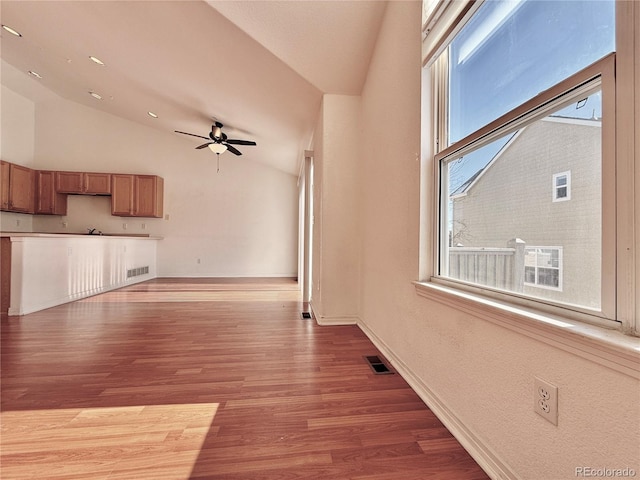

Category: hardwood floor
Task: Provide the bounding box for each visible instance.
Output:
[1,278,489,479]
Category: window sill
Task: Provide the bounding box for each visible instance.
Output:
[414,281,640,379]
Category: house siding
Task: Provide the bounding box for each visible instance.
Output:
[452,118,602,308]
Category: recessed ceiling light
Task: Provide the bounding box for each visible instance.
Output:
[2,24,22,37]
[89,56,105,66]
[147,111,158,118]
[89,91,103,100]
[28,70,43,79]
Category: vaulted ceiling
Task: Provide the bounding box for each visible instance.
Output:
[0,1,388,175]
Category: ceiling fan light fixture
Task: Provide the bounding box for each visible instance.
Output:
[208,143,227,154]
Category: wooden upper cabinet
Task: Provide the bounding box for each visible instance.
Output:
[0,161,35,214]
[0,161,9,210]
[35,171,67,215]
[2,162,163,219]
[55,171,83,193]
[111,174,163,218]
[111,174,135,216]
[56,172,111,194]
[85,173,111,194]
[135,175,164,218]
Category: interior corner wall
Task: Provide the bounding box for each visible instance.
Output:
[311,103,324,316]
[1,72,299,278]
[358,1,639,480]
[311,94,361,325]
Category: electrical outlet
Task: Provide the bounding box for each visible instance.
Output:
[197,258,201,264]
[141,223,146,230]
[122,223,127,230]
[534,377,558,425]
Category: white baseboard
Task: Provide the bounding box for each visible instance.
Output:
[357,319,519,480]
[315,315,359,325]
[307,302,358,326]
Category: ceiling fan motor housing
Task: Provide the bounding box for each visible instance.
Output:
[210,125,223,142]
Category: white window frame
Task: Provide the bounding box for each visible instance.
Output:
[524,247,563,291]
[552,171,571,202]
[418,0,638,337]
[435,55,614,325]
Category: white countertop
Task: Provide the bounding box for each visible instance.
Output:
[0,232,163,239]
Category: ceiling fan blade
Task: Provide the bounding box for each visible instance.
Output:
[225,139,256,146]
[196,143,212,149]
[224,144,242,156]
[175,130,209,140]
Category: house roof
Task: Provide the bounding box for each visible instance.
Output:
[450,116,602,198]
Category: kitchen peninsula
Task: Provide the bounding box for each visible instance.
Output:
[1,232,161,316]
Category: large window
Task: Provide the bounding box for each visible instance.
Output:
[428,0,620,323]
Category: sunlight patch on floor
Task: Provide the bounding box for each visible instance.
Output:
[79,290,301,303]
[1,403,219,480]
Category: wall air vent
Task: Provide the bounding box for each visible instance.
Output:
[127,266,149,278]
[364,355,393,375]
[301,312,312,319]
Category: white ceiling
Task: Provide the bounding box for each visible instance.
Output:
[0,0,388,175]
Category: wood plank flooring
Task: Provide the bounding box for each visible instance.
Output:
[1,278,489,479]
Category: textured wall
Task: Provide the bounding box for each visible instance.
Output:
[312,94,361,323]
[357,1,639,478]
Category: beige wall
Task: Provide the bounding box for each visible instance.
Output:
[311,94,361,324]
[1,69,299,278]
[355,1,639,479]
[0,85,35,232]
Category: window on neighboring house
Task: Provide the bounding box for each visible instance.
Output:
[424,0,624,324]
[553,172,571,202]
[524,247,563,290]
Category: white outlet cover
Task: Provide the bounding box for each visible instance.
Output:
[534,377,558,425]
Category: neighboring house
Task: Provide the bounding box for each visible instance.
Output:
[450,116,602,309]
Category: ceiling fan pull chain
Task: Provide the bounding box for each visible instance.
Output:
[217,154,220,173]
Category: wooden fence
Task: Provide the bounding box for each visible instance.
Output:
[448,238,525,291]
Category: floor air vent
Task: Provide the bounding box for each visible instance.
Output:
[127,266,149,278]
[301,312,312,319]
[365,355,393,375]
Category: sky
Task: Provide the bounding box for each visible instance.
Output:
[445,0,615,191]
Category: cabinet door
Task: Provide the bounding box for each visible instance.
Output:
[135,175,163,218]
[111,174,135,216]
[0,161,9,210]
[35,171,67,215]
[8,164,35,213]
[56,171,84,193]
[85,173,111,194]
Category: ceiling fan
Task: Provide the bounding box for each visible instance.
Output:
[174,121,256,156]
